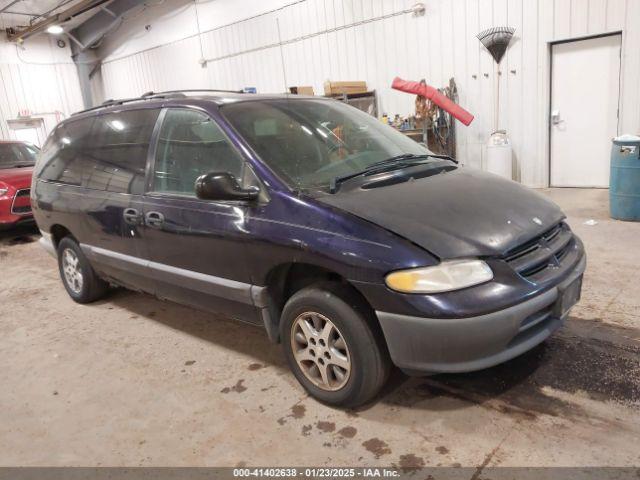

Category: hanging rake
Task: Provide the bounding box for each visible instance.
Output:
[477,27,516,64]
[477,27,516,132]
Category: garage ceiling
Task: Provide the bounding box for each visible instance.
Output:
[0,0,107,36]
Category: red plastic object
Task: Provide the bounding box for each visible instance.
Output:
[391,77,474,126]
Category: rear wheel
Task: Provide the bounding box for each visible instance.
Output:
[281,282,389,408]
[57,237,109,303]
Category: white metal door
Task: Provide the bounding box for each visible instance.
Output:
[550,34,621,187]
[13,127,41,147]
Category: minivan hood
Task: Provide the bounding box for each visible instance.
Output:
[318,168,565,259]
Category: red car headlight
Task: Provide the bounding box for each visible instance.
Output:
[0,180,9,197]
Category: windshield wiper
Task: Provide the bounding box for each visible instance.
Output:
[424,153,457,164]
[329,154,432,193]
[365,153,427,169]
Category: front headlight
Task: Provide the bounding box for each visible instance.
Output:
[385,259,493,294]
[0,181,9,196]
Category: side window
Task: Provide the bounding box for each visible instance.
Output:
[84,109,160,193]
[38,118,93,186]
[152,109,244,196]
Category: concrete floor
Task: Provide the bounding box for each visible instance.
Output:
[0,188,639,468]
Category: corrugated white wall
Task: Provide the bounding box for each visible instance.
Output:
[99,0,640,187]
[0,36,84,141]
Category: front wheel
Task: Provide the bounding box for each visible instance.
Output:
[281,282,390,408]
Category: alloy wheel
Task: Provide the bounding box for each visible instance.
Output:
[290,311,351,391]
[62,248,83,294]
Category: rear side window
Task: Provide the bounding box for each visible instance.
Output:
[152,109,244,196]
[37,118,93,186]
[84,109,159,193]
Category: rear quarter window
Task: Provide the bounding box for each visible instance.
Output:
[37,118,94,186]
[37,109,159,194]
[84,109,159,193]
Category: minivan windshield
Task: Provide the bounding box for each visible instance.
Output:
[222,99,438,191]
[0,143,38,169]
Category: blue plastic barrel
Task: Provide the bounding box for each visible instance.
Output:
[610,136,640,221]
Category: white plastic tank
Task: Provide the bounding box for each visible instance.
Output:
[486,130,513,180]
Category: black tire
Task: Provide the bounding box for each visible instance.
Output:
[280,281,390,408]
[57,237,109,303]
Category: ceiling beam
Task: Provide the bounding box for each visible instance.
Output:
[5,0,111,42]
[0,0,22,13]
[69,0,145,51]
[0,10,33,16]
[0,0,23,15]
[68,0,147,109]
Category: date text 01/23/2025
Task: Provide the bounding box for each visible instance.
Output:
[232,468,400,478]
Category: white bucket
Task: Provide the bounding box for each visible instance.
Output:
[486,130,513,180]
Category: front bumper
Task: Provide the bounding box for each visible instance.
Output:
[0,215,35,230]
[376,253,586,374]
[0,196,33,230]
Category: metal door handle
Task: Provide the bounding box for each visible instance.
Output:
[123,208,142,225]
[145,211,165,229]
[551,109,564,125]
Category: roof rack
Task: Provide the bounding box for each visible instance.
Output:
[72,92,185,116]
[71,89,244,116]
[148,89,245,95]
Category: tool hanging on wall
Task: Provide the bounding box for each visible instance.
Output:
[432,78,459,154]
[392,76,473,158]
[477,27,515,131]
[392,77,474,126]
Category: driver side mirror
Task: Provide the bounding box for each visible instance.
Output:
[195,171,259,202]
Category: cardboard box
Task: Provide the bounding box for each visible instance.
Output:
[323,81,367,95]
[289,86,314,95]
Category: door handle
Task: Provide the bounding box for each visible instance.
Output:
[145,211,165,229]
[123,208,142,225]
[551,109,564,125]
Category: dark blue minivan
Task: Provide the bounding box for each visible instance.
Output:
[32,91,585,407]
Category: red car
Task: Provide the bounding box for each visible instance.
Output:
[0,141,39,230]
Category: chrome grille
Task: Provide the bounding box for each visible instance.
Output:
[504,222,575,280]
[10,188,32,215]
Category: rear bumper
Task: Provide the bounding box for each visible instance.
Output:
[38,230,57,258]
[377,253,586,374]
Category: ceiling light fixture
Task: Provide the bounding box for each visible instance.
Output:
[47,25,64,35]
